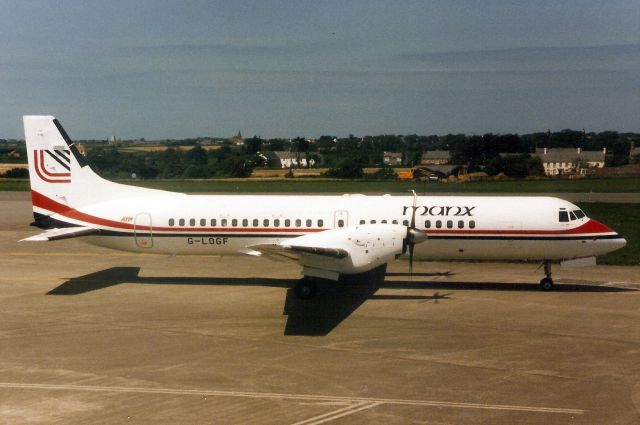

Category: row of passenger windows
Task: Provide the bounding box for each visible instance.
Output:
[168,218,324,228]
[357,218,476,229]
[168,217,477,229]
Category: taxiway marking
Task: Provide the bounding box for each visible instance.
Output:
[0,382,584,415]
[292,401,381,425]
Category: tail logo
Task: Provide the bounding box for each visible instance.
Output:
[33,149,71,183]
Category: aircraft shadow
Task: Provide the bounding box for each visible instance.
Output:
[47,267,635,336]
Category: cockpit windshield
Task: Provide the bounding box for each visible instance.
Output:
[559,208,586,222]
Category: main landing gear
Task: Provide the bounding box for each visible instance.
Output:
[294,277,317,300]
[539,260,554,291]
[294,264,388,300]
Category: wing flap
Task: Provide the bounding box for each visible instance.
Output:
[288,245,349,258]
[20,226,99,242]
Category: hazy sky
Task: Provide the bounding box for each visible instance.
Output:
[1,0,638,139]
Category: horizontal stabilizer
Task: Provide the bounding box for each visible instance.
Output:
[20,226,99,242]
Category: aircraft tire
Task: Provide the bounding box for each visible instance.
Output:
[294,278,317,300]
[539,277,554,291]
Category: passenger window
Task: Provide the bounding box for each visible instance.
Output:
[200,218,206,226]
[469,220,476,229]
[402,220,409,226]
[179,218,185,226]
[425,220,431,229]
[285,219,291,227]
[338,219,344,227]
[318,219,323,227]
[242,219,248,227]
[381,220,387,224]
[447,220,453,229]
[436,220,442,229]
[232,219,238,227]
[295,219,301,227]
[253,219,259,227]
[306,219,312,227]
[274,219,280,227]
[221,219,227,227]
[371,220,376,224]
[169,218,175,226]
[359,219,365,225]
[263,219,269,227]
[458,220,464,229]
[211,218,216,226]
[559,211,569,222]
[189,218,196,226]
[392,220,398,224]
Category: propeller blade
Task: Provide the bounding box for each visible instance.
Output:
[408,239,414,278]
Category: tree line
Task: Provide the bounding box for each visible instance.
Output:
[1,129,637,179]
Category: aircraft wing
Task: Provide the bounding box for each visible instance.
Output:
[20,226,99,242]
[248,224,407,280]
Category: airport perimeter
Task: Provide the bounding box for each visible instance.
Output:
[1,192,639,424]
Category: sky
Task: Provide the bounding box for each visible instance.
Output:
[1,0,639,139]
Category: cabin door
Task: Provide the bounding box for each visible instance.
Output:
[134,213,154,248]
[333,210,349,228]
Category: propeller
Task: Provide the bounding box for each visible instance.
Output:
[403,190,428,277]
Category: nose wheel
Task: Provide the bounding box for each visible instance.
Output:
[539,261,554,291]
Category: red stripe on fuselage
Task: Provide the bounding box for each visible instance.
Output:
[33,151,70,183]
[31,190,616,237]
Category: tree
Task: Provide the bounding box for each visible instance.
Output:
[369,164,397,180]
[325,157,364,179]
[244,136,263,154]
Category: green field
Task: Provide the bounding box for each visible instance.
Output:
[2,176,639,193]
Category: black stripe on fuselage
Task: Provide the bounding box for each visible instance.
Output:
[31,212,78,229]
[52,118,88,167]
[45,150,71,171]
[54,149,71,163]
[94,229,623,241]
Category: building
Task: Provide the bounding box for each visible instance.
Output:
[413,165,458,180]
[630,141,640,163]
[382,151,403,166]
[230,131,244,146]
[533,147,606,176]
[263,151,315,168]
[421,150,451,165]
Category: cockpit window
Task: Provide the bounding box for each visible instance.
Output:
[574,210,586,219]
[569,211,577,221]
[559,210,569,222]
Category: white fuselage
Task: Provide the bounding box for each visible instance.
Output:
[58,193,624,262]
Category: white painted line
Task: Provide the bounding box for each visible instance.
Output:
[0,382,584,415]
[291,402,369,425]
[300,402,382,425]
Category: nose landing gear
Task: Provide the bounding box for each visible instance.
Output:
[539,260,554,291]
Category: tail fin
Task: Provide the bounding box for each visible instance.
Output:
[23,115,156,228]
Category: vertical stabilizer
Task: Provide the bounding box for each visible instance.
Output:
[23,115,158,227]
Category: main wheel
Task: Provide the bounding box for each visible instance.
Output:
[294,278,317,299]
[539,277,554,291]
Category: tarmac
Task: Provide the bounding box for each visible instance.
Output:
[1,191,639,424]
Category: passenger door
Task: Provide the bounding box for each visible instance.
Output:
[134,213,153,248]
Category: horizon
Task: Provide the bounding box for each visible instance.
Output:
[1,1,639,139]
